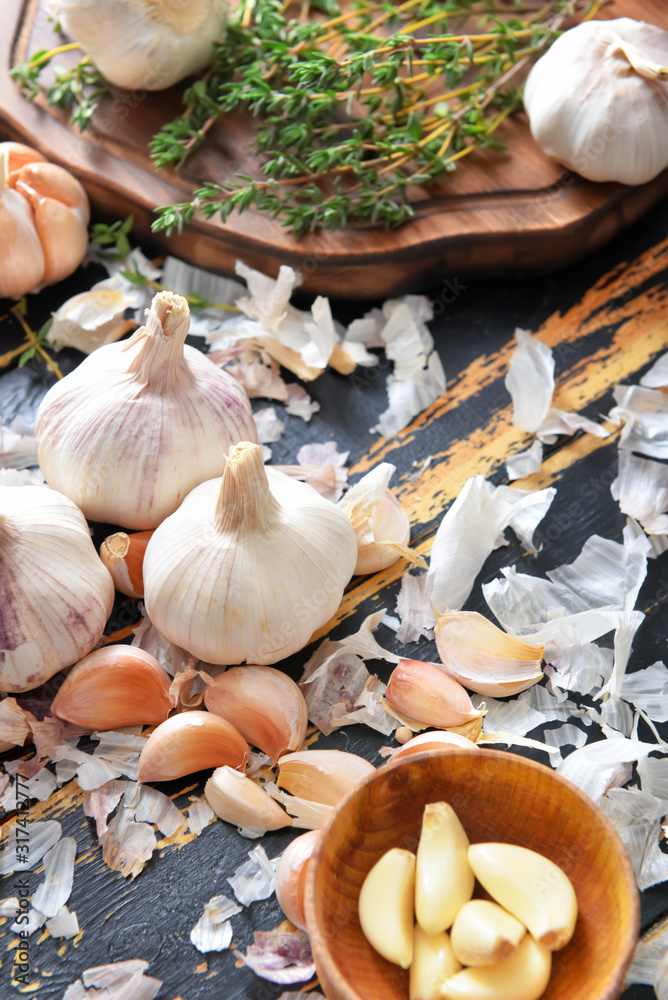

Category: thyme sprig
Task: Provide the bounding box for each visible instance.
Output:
[11,44,109,131]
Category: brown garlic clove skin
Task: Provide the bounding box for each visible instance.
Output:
[275,829,320,931]
[100,530,153,599]
[51,645,172,730]
[137,711,249,783]
[276,749,375,807]
[384,659,484,732]
[203,665,307,764]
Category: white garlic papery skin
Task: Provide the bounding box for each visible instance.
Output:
[55,0,228,91]
[524,18,668,186]
[143,441,358,664]
[35,292,257,530]
[0,486,115,693]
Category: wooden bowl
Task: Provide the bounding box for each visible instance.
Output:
[304,748,639,1000]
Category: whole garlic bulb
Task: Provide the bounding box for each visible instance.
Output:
[35,291,257,530]
[0,142,89,298]
[524,18,668,186]
[143,441,358,664]
[55,0,228,91]
[0,485,115,693]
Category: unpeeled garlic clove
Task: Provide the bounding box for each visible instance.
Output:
[204,765,291,836]
[439,934,552,1000]
[203,665,307,764]
[275,829,320,931]
[450,900,526,967]
[384,659,484,732]
[358,847,415,969]
[415,801,474,935]
[276,749,375,807]
[100,530,153,599]
[386,730,480,763]
[434,610,543,697]
[51,645,171,729]
[137,711,249,783]
[410,925,461,1000]
[467,843,578,951]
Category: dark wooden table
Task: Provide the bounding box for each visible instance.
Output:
[1,195,667,999]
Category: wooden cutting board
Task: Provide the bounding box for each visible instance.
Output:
[3,0,668,298]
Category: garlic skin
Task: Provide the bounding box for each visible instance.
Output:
[55,0,228,91]
[143,442,358,664]
[275,830,320,931]
[385,730,480,762]
[0,142,89,298]
[384,659,484,733]
[524,18,668,186]
[35,292,256,530]
[203,666,307,764]
[276,750,375,807]
[51,646,171,729]
[338,463,420,575]
[0,485,114,693]
[100,530,153,598]
[204,765,291,836]
[137,711,249,782]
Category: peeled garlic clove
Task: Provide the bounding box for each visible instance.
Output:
[468,843,578,950]
[143,441,358,664]
[358,847,415,969]
[450,900,526,967]
[35,292,257,530]
[57,0,229,91]
[410,925,461,1000]
[276,750,375,807]
[384,659,484,732]
[275,829,320,931]
[387,730,480,763]
[0,484,115,693]
[204,765,291,836]
[137,711,249,783]
[434,610,543,697]
[338,463,423,574]
[524,18,668,186]
[203,665,307,764]
[51,646,171,729]
[439,934,552,1000]
[100,530,153,599]
[415,801,474,935]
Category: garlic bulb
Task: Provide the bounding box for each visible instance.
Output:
[275,830,320,931]
[0,485,114,693]
[35,292,256,530]
[524,18,668,185]
[0,142,89,298]
[143,442,358,664]
[203,666,307,764]
[55,0,228,91]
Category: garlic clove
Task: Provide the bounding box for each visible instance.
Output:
[204,765,291,836]
[384,659,485,732]
[439,934,552,1000]
[434,610,543,697]
[386,730,481,763]
[410,925,461,1000]
[51,646,172,729]
[450,900,526,967]
[264,784,332,831]
[137,711,249,783]
[358,847,416,969]
[415,801,474,935]
[467,843,578,951]
[203,665,307,764]
[99,530,153,599]
[276,749,375,807]
[47,287,137,354]
[275,829,320,931]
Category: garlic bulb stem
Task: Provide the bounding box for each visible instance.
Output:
[214,443,281,537]
[614,37,668,80]
[125,292,191,385]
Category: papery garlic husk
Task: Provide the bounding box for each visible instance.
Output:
[338,463,424,575]
[100,530,153,599]
[143,441,358,664]
[524,18,668,186]
[137,710,249,782]
[275,829,320,931]
[51,645,171,728]
[55,0,228,91]
[0,142,89,298]
[46,287,136,354]
[434,610,543,697]
[385,730,480,763]
[204,765,291,836]
[203,666,307,764]
[276,750,375,807]
[0,485,114,692]
[35,292,256,529]
[383,659,485,733]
